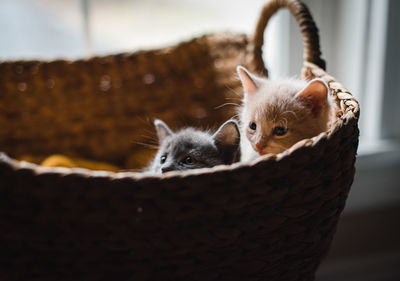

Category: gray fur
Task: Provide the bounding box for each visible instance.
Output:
[148,119,240,173]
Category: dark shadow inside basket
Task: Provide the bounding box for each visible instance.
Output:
[0,34,254,170]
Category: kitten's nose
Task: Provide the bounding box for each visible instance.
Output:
[161,166,175,173]
[255,141,265,153]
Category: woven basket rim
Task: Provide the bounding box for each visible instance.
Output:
[1,133,327,180]
[0,109,354,183]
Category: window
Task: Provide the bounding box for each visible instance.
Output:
[0,0,86,59]
[0,0,269,59]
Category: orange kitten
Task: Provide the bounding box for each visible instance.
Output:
[237,66,333,161]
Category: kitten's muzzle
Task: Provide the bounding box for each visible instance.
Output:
[161,166,175,173]
[255,140,267,154]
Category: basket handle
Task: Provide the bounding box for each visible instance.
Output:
[253,0,326,77]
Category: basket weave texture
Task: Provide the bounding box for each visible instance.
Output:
[0,0,359,280]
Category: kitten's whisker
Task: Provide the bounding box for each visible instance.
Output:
[139,132,155,138]
[282,110,297,119]
[214,103,240,110]
[225,97,242,102]
[224,84,243,98]
[281,118,288,127]
[130,141,159,150]
[273,112,278,123]
[137,135,157,145]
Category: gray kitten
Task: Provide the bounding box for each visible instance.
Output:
[148,119,241,173]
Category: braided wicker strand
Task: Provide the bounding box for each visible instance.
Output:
[253,0,326,76]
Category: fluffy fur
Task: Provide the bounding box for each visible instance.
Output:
[237,66,333,161]
[148,119,241,173]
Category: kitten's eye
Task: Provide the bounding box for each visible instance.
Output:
[273,126,288,136]
[249,122,257,131]
[183,156,193,164]
[160,155,167,164]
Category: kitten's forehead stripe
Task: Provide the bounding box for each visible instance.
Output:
[251,88,307,124]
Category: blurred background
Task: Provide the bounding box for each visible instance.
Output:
[1,0,399,280]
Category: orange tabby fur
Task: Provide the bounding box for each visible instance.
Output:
[237,66,333,161]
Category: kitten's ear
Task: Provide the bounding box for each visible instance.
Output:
[237,66,262,96]
[296,78,330,116]
[154,119,173,142]
[213,120,241,164]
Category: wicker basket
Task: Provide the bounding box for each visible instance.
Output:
[0,0,359,280]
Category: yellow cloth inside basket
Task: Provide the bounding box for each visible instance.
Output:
[40,155,119,171]
[18,149,154,171]
[19,154,119,172]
